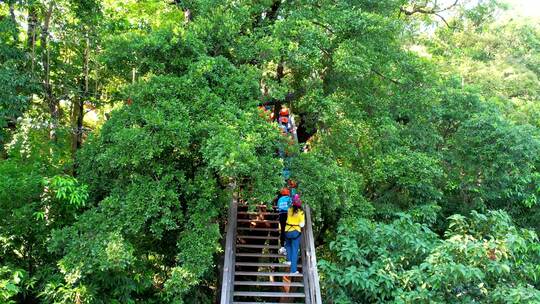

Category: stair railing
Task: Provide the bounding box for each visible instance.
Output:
[220,190,238,304]
[301,204,322,304]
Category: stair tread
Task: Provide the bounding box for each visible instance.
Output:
[237,244,280,249]
[237,235,279,240]
[237,212,278,216]
[236,253,285,258]
[236,262,301,268]
[237,227,279,232]
[233,301,303,304]
[233,302,302,304]
[234,291,305,297]
[237,219,279,223]
[234,281,304,287]
[235,271,303,277]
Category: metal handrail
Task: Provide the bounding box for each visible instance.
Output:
[301,220,312,303]
[219,190,238,304]
[302,204,322,304]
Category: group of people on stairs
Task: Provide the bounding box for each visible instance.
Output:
[259,105,305,274]
[276,185,304,274]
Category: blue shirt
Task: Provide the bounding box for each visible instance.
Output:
[277,196,292,213]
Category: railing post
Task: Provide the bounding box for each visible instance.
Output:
[301,226,312,304]
[304,205,322,304]
[220,187,238,304]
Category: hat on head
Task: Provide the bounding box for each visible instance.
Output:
[293,199,302,207]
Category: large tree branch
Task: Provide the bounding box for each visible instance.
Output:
[400,0,459,16]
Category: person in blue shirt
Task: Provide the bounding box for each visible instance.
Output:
[276,187,292,255]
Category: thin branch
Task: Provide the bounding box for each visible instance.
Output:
[371,69,403,85]
[435,13,452,27]
[311,20,334,34]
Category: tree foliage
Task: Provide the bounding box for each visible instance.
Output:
[321,210,540,303]
[1,0,539,303]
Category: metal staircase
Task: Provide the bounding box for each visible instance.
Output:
[220,199,321,304]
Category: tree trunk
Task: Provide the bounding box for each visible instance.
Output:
[8,3,18,41]
[267,0,281,21]
[41,2,57,141]
[71,34,90,157]
[27,5,38,73]
[184,8,192,23]
[273,60,284,118]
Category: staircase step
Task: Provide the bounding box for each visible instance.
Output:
[233,301,304,304]
[234,281,304,287]
[236,253,285,258]
[235,271,303,277]
[237,219,279,224]
[237,235,279,240]
[237,212,278,216]
[237,244,280,249]
[236,262,301,268]
[237,227,278,232]
[238,206,277,212]
[234,291,305,298]
[233,302,302,304]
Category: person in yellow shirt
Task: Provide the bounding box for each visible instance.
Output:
[284,197,305,274]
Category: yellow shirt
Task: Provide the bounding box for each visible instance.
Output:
[285,208,305,232]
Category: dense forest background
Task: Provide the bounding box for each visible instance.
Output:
[1,0,539,303]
